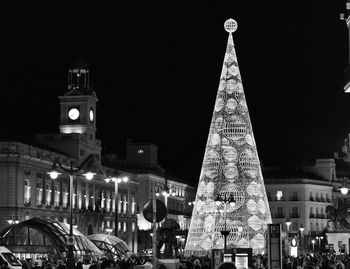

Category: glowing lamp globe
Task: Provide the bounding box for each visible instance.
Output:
[48,170,61,180]
[122,176,129,183]
[341,187,349,195]
[83,172,95,180]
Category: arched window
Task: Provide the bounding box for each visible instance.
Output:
[54,185,60,207]
[36,181,43,206]
[24,178,31,205]
[45,182,52,206]
[62,185,68,208]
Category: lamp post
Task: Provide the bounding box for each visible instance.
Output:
[48,154,97,269]
[155,173,176,211]
[215,193,236,253]
[286,217,292,232]
[311,239,315,251]
[316,236,323,251]
[104,175,129,237]
[299,224,304,255]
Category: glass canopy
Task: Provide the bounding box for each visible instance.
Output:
[0,218,103,260]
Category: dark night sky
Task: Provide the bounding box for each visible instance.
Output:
[1,2,349,185]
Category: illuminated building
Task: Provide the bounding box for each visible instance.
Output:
[0,60,138,253]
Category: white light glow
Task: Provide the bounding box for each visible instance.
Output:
[83,172,95,180]
[341,187,349,195]
[122,176,129,183]
[48,171,61,180]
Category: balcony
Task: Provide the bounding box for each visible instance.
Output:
[316,214,326,219]
[309,197,314,201]
[274,214,285,218]
[289,214,300,218]
[289,197,299,201]
[309,213,315,218]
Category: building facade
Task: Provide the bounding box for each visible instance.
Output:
[0,60,138,253]
[122,140,196,254]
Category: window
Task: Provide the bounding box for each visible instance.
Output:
[291,191,298,200]
[24,178,31,205]
[106,192,111,212]
[137,149,144,154]
[54,185,60,207]
[62,185,68,208]
[45,182,52,206]
[277,207,283,216]
[291,207,298,217]
[276,190,283,201]
[36,182,43,206]
[132,222,135,232]
[123,222,127,232]
[118,197,122,214]
[112,194,116,213]
[118,222,121,231]
[101,191,105,209]
[72,187,76,209]
[80,149,85,156]
[123,195,127,214]
[131,196,135,215]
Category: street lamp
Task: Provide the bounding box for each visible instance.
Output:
[299,224,304,255]
[311,239,315,251]
[155,173,176,209]
[215,193,236,253]
[104,175,129,237]
[48,154,97,269]
[286,218,292,232]
[7,216,19,225]
[316,236,324,251]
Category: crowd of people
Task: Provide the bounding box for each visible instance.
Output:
[14,252,350,269]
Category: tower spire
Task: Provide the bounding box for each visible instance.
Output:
[184,19,271,256]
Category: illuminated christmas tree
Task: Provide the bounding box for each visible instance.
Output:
[184,19,272,256]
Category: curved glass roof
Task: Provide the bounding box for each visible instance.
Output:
[0,218,103,259]
[86,234,130,258]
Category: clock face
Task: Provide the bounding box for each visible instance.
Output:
[89,109,94,122]
[68,108,80,120]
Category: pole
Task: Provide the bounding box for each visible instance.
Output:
[224,203,227,252]
[67,172,75,269]
[115,180,119,237]
[152,197,157,269]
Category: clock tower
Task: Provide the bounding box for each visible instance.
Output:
[59,59,97,137]
[36,59,102,163]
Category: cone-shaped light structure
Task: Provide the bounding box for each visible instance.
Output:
[184,19,272,256]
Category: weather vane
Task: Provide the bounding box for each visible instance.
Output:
[224,18,238,33]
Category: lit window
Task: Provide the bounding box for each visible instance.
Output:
[106,192,111,212]
[101,192,105,209]
[137,149,144,154]
[131,196,136,215]
[118,221,121,231]
[54,185,60,207]
[36,182,43,206]
[132,222,135,232]
[24,178,31,205]
[45,183,52,206]
[118,197,122,214]
[276,191,283,201]
[123,195,127,214]
[62,185,68,208]
[123,222,127,232]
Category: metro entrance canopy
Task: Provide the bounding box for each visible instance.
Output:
[0,218,102,260]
